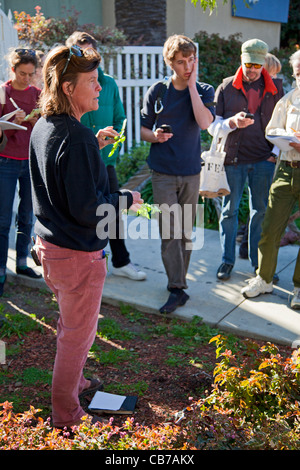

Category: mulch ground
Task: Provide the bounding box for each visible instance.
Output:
[0,282,292,428]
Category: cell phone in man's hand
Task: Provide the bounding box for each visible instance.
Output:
[160,124,173,133]
[245,113,254,119]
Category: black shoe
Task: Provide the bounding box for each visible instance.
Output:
[16,266,42,279]
[159,289,189,314]
[0,276,6,297]
[217,263,233,281]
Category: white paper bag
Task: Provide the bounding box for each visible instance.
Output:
[199,127,230,199]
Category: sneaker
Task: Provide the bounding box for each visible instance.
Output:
[241,275,273,298]
[217,263,233,281]
[16,266,42,279]
[254,267,279,285]
[112,263,146,281]
[159,289,189,314]
[290,287,300,310]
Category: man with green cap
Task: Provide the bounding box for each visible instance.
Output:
[208,38,283,282]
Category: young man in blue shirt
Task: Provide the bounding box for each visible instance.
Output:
[141,34,215,313]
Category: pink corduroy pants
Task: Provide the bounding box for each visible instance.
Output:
[35,236,107,428]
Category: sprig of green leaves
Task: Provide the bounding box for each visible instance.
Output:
[136,203,161,219]
[108,118,127,158]
[124,203,161,220]
[24,108,41,121]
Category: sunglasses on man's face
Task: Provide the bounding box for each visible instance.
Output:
[15,48,36,57]
[244,63,262,69]
[61,45,83,76]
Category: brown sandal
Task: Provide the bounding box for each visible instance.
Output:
[79,378,104,399]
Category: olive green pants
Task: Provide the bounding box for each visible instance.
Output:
[258,162,300,286]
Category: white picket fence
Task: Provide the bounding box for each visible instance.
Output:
[0,9,18,83]
[103,46,172,153]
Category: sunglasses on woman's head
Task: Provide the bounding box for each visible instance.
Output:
[61,45,83,76]
[15,48,36,57]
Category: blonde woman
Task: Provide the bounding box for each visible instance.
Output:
[30,45,142,428]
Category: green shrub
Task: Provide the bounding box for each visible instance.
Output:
[181,335,300,450]
[0,401,181,450]
[1,336,299,450]
[13,6,127,53]
[116,142,150,186]
[194,31,242,89]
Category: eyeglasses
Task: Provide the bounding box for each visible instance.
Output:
[292,73,300,80]
[244,63,262,69]
[15,48,36,57]
[61,45,83,76]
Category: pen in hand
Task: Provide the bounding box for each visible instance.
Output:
[10,97,20,110]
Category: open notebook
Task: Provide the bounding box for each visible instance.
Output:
[88,391,138,415]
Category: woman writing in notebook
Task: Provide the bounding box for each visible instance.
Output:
[0,47,41,297]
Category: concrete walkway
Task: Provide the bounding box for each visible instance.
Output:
[6,214,300,348]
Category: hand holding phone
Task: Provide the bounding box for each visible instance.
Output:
[160,124,173,133]
[245,113,254,119]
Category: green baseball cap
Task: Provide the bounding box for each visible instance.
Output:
[241,39,268,65]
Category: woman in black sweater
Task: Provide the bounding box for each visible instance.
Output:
[29,45,142,429]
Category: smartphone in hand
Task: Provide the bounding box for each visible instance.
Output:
[160,124,173,133]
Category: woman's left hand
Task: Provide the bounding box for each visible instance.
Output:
[27,116,39,127]
[96,126,119,149]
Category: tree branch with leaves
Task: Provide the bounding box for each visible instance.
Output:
[190,0,248,13]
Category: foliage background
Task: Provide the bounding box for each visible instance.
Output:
[12,5,300,231]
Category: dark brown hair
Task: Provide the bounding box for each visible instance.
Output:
[66,31,98,50]
[8,47,38,70]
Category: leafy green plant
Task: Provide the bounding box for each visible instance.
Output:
[183,335,300,449]
[20,367,52,386]
[0,401,181,450]
[170,316,218,344]
[97,317,135,341]
[130,202,161,220]
[108,119,127,158]
[89,344,136,367]
[280,0,300,49]
[116,142,150,186]
[0,310,43,339]
[13,6,127,53]
[194,31,242,90]
[119,303,146,322]
[105,380,149,397]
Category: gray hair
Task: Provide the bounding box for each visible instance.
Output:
[290,50,300,67]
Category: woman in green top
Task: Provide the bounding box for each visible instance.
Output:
[66,31,146,281]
